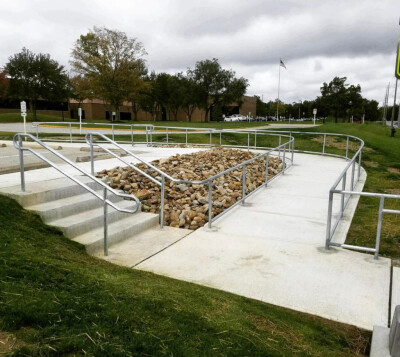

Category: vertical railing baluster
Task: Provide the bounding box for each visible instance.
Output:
[208,180,212,228]
[90,133,94,176]
[254,131,257,149]
[112,124,115,141]
[265,153,269,187]
[209,130,212,147]
[69,123,72,143]
[341,173,347,213]
[160,176,165,228]
[322,134,326,154]
[103,188,108,256]
[374,196,385,260]
[131,125,134,146]
[166,128,169,144]
[185,129,188,146]
[346,137,349,158]
[18,135,25,192]
[325,191,334,250]
[242,165,246,204]
[282,144,286,175]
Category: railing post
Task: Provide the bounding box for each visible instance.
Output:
[322,134,326,154]
[374,196,385,260]
[166,128,169,144]
[242,165,246,204]
[357,150,362,182]
[282,144,286,175]
[209,130,212,147]
[219,130,222,146]
[36,124,39,139]
[160,175,165,228]
[112,124,115,141]
[89,133,94,176]
[254,131,257,149]
[247,133,250,151]
[325,191,334,249]
[145,128,149,146]
[341,173,347,213]
[278,136,281,158]
[208,180,212,228]
[18,135,25,192]
[131,125,134,146]
[291,138,295,165]
[103,187,108,256]
[265,153,269,187]
[346,137,349,158]
[69,123,72,143]
[185,129,188,146]
[351,160,356,190]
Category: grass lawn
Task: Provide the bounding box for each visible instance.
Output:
[0,195,370,356]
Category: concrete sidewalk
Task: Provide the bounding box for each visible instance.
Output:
[135,153,391,330]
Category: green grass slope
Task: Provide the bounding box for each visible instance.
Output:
[0,195,369,356]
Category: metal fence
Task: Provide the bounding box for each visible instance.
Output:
[85,130,294,232]
[13,133,141,256]
[30,122,400,258]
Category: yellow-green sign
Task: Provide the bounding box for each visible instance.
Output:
[396,40,400,79]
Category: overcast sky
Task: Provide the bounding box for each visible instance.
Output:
[1,0,399,104]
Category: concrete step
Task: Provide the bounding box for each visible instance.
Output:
[26,190,124,222]
[1,176,102,207]
[73,212,159,254]
[48,199,139,238]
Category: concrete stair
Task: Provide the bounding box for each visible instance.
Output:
[1,176,161,253]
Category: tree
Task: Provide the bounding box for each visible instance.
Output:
[320,77,349,123]
[5,48,70,120]
[179,73,201,121]
[71,27,147,121]
[70,75,94,107]
[188,58,248,122]
[0,70,8,100]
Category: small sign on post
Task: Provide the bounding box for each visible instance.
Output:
[20,101,27,135]
[112,111,116,122]
[313,108,317,125]
[78,107,82,134]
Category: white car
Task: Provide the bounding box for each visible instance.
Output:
[224,114,247,122]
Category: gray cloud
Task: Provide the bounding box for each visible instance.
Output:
[0,0,399,104]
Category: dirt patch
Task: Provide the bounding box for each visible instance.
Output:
[386,189,400,195]
[388,167,400,174]
[311,136,373,152]
[364,161,379,168]
[96,147,282,230]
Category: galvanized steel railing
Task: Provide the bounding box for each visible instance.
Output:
[84,130,294,230]
[13,133,141,256]
[30,122,399,258]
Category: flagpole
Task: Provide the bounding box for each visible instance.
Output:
[277,61,281,120]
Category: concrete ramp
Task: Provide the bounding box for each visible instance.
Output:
[136,153,391,330]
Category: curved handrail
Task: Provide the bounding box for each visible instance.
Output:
[85,131,294,186]
[13,133,141,214]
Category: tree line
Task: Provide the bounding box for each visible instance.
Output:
[0,27,248,122]
[256,76,381,122]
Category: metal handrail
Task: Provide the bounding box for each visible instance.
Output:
[13,133,141,256]
[84,130,295,229]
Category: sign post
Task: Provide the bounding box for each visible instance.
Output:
[78,107,82,135]
[313,108,317,125]
[20,101,27,135]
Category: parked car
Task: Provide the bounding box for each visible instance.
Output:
[224,114,247,122]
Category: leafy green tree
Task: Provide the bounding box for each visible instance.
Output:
[363,99,380,121]
[0,70,8,100]
[320,77,349,123]
[71,27,147,121]
[188,58,248,122]
[5,48,70,120]
[179,74,201,122]
[255,96,268,117]
[70,75,94,107]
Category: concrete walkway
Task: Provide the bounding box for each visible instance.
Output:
[135,153,390,330]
